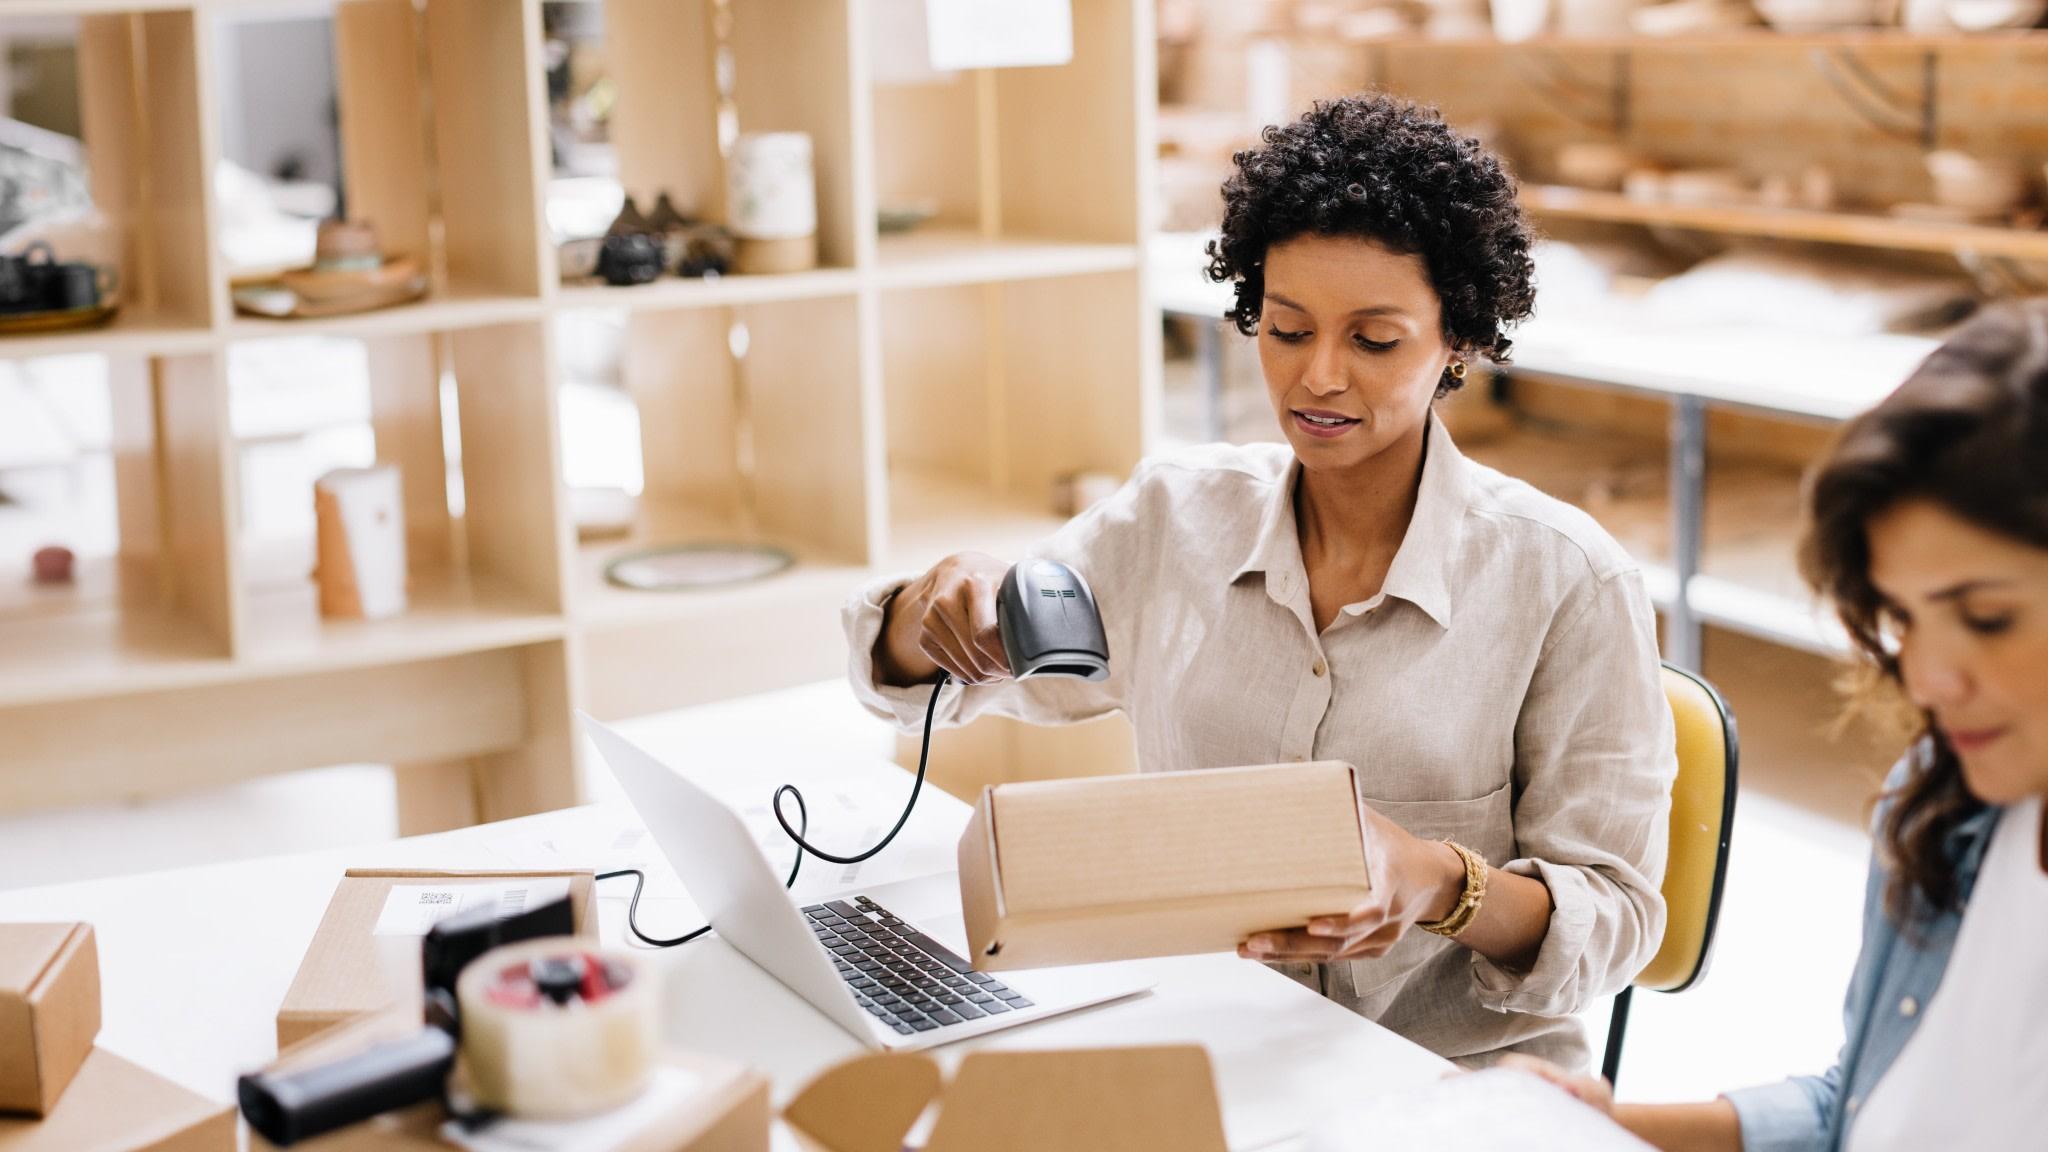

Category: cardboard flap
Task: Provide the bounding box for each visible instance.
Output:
[784,1048,1228,1152]
[0,926,77,996]
[783,1053,941,1152]
[925,1047,1228,1152]
[992,762,1366,910]
[276,869,596,1050]
[0,1048,234,1152]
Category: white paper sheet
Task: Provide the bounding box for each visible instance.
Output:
[371,878,574,937]
[1301,1069,1656,1152]
[924,0,1072,70]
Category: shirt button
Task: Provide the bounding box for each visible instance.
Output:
[1899,996,1918,1018]
[1846,1096,1860,1114]
[1311,659,1327,678]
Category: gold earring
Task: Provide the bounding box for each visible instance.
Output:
[1447,361,1467,380]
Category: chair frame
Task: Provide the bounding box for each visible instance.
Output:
[1601,662,1739,1086]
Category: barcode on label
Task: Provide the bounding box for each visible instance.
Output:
[499,888,528,914]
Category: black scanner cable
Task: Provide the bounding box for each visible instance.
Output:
[598,674,950,948]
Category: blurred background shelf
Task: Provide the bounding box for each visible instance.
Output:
[553,268,861,312]
[872,232,1143,289]
[0,314,218,363]
[1328,29,2048,49]
[223,294,551,344]
[1522,184,2048,262]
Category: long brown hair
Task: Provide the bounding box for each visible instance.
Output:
[1802,299,2048,926]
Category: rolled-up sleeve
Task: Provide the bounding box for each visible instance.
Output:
[1472,566,1675,1015]
[1724,1073,1839,1152]
[842,464,1159,733]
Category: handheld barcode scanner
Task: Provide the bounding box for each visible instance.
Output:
[773,559,1109,868]
[998,559,1111,682]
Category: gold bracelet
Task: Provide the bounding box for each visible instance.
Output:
[1418,840,1488,938]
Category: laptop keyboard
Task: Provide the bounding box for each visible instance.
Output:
[802,895,1034,1035]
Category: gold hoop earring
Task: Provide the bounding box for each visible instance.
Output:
[1447,361,1468,380]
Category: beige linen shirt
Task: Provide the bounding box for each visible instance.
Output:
[844,415,1675,1068]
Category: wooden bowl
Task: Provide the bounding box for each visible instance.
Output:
[1926,150,2030,215]
[1753,0,1880,29]
[280,256,423,304]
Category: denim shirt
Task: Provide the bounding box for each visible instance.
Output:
[1724,753,2003,1152]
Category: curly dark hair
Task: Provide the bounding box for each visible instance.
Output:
[1205,94,1537,396]
[1802,299,2048,929]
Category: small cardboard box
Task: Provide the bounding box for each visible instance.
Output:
[248,1012,768,1152]
[276,870,597,1051]
[0,923,100,1116]
[0,1047,233,1152]
[958,761,1372,969]
[784,1045,1228,1152]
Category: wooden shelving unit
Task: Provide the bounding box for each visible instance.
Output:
[1336,29,2048,51]
[0,0,1157,833]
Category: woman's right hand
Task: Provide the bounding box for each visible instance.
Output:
[876,552,1014,687]
[1496,1055,1616,1116]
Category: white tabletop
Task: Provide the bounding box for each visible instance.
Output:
[0,707,1450,1151]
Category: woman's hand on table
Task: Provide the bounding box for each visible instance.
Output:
[1237,801,1466,962]
[1496,1055,1616,1115]
[877,551,1015,687]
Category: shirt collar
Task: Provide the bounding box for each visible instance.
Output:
[1230,412,1468,629]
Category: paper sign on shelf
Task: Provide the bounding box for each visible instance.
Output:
[926,0,1072,71]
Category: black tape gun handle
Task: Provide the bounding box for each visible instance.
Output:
[997,559,1110,681]
[238,1028,457,1148]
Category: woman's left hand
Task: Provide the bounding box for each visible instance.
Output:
[1238,800,1467,962]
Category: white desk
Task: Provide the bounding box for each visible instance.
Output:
[0,725,1449,1151]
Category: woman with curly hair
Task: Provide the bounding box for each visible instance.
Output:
[1509,300,2048,1148]
[844,93,1675,1066]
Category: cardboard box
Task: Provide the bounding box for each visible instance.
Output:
[0,923,100,1116]
[0,1047,233,1152]
[784,1045,1228,1152]
[276,870,597,1051]
[247,1012,768,1152]
[958,761,1372,969]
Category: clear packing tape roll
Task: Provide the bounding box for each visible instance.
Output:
[455,937,659,1119]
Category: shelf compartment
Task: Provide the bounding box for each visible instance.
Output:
[866,0,1144,259]
[0,10,223,363]
[225,320,570,671]
[560,286,876,718]
[1523,184,2048,263]
[551,0,861,288]
[0,350,241,707]
[206,0,550,325]
[879,271,1149,527]
[0,566,229,710]
[573,498,870,720]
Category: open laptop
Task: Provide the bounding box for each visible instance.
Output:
[580,715,1151,1051]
